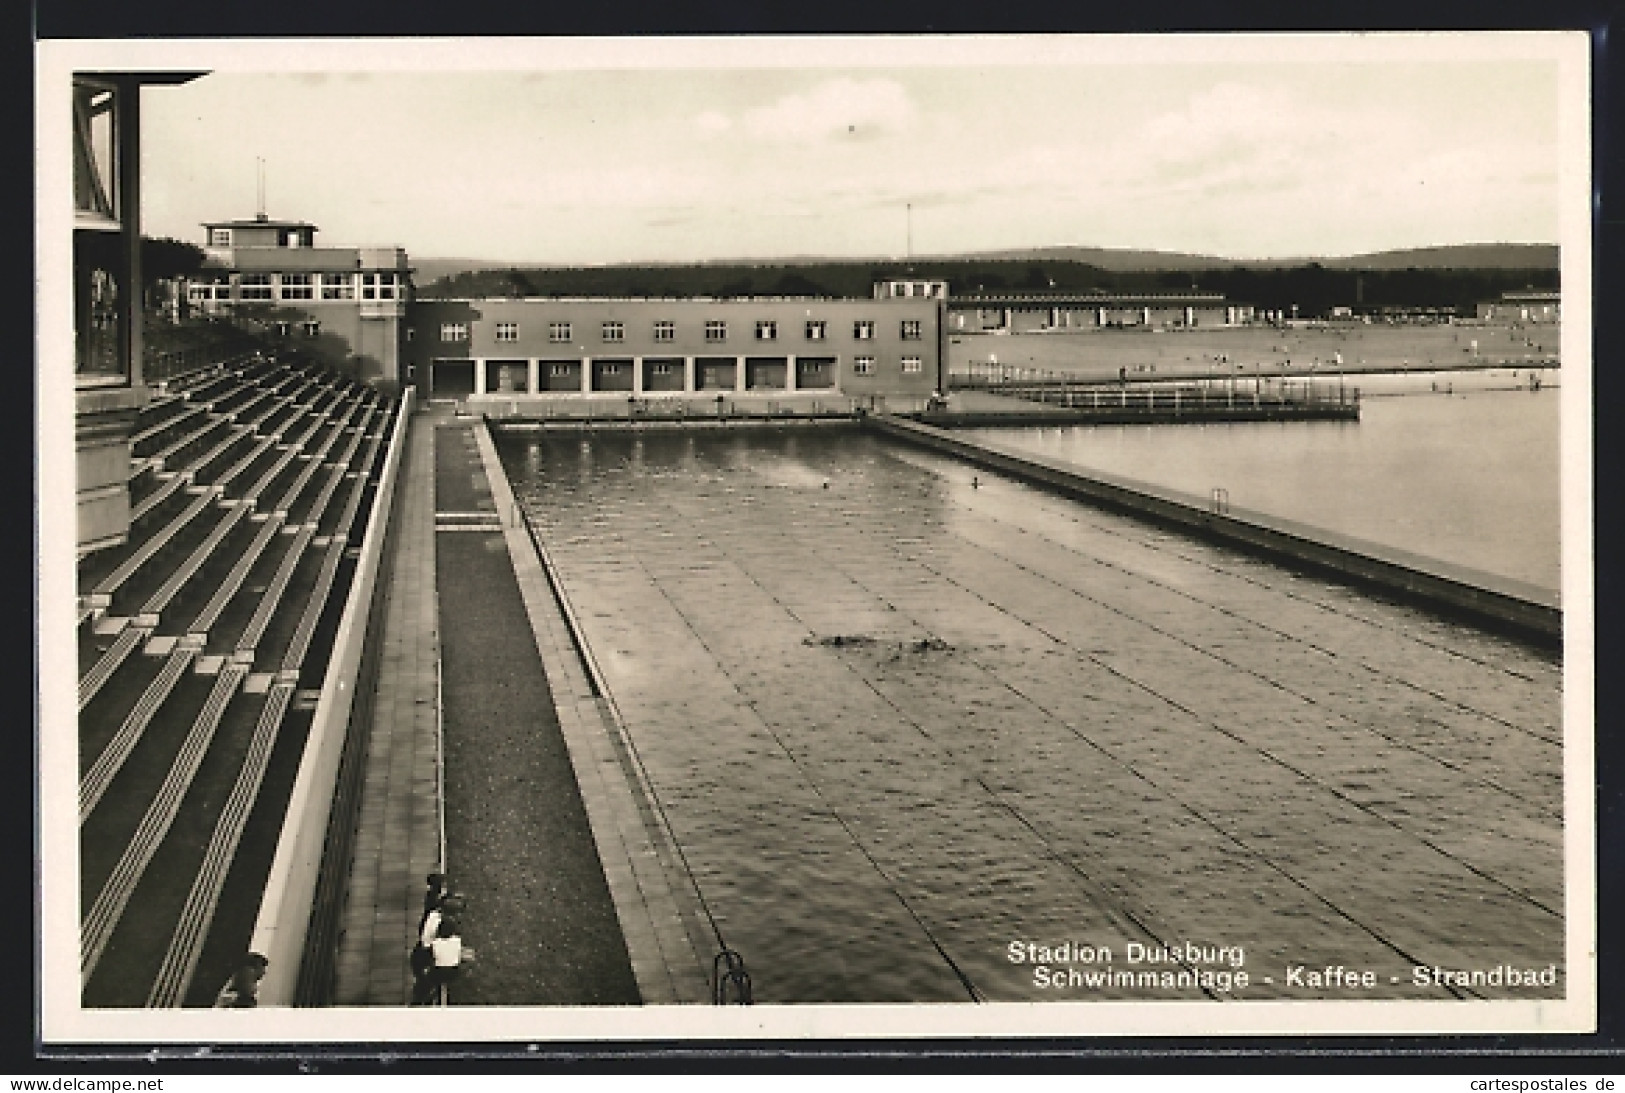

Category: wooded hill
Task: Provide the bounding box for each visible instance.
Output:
[417,259,1559,319]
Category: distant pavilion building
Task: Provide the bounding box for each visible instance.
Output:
[1477,290,1561,324]
[945,290,1249,333]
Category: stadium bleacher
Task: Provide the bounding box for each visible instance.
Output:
[76,353,401,1008]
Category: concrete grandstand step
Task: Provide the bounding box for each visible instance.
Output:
[139,502,253,617]
[129,471,194,525]
[188,512,287,634]
[131,404,208,456]
[79,624,152,714]
[145,681,296,1008]
[80,664,248,982]
[234,524,315,658]
[79,645,198,822]
[91,488,221,599]
[147,416,234,474]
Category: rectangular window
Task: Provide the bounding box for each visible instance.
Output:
[273,321,290,337]
[601,362,622,375]
[210,228,231,247]
[280,273,314,300]
[755,320,777,341]
[653,320,675,342]
[602,321,624,342]
[495,322,519,342]
[705,320,727,342]
[239,274,273,301]
[805,320,826,340]
[853,320,875,340]
[652,363,673,376]
[302,320,321,337]
[549,322,572,343]
[440,322,468,342]
[901,319,923,340]
[902,357,923,373]
[321,273,354,300]
[361,272,397,300]
[853,356,875,376]
[549,363,572,377]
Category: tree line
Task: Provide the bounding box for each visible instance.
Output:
[138,235,1559,320]
[418,259,1558,318]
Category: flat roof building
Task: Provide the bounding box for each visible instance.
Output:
[407,291,946,414]
[189,215,411,388]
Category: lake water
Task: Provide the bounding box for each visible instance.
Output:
[969,375,1561,594]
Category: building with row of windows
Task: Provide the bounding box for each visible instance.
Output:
[188,215,411,386]
[405,293,945,410]
[185,217,950,411]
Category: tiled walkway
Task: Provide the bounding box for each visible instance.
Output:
[332,406,695,1006]
[332,405,443,1006]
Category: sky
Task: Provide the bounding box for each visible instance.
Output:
[121,35,1574,265]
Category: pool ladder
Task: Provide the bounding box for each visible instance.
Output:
[712,948,753,1005]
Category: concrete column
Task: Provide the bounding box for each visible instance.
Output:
[581,356,592,394]
[786,355,797,392]
[684,355,695,393]
[632,355,644,395]
[528,358,539,394]
[735,355,747,393]
[474,357,486,396]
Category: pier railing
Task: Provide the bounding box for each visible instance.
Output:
[949,368,1360,414]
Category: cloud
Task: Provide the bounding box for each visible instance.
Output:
[739,77,918,143]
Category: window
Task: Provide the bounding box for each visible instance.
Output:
[440,322,468,342]
[302,320,321,338]
[651,363,673,376]
[210,228,231,247]
[601,363,622,375]
[901,319,922,340]
[755,320,777,341]
[705,320,727,342]
[321,273,354,300]
[805,320,826,340]
[273,321,290,337]
[239,274,273,301]
[902,357,923,373]
[549,363,573,377]
[853,357,875,376]
[853,320,875,340]
[280,273,314,300]
[361,272,397,300]
[653,321,675,342]
[407,328,415,342]
[496,322,519,342]
[549,322,572,343]
[602,321,624,342]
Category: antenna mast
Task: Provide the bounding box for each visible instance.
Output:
[256,157,266,220]
[906,202,912,262]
